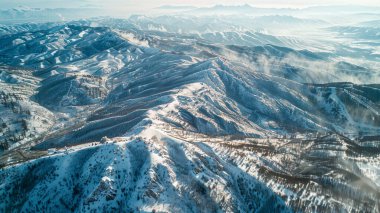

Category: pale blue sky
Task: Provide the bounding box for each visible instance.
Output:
[1,0,379,10]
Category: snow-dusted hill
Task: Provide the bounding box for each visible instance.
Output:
[0,20,379,212]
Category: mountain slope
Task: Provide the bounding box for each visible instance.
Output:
[0,23,379,212]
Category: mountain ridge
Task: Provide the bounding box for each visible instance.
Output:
[0,19,379,212]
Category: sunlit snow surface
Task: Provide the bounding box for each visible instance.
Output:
[0,8,380,212]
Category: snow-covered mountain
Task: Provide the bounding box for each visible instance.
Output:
[0,16,379,212]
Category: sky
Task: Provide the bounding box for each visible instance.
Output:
[1,0,379,10]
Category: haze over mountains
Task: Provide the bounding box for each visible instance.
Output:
[0,3,380,213]
[1,4,380,24]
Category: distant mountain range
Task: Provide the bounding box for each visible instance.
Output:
[0,7,104,24]
[2,4,380,25]
[174,4,380,15]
